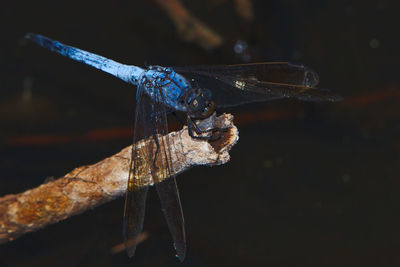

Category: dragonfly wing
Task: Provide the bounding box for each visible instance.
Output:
[124,85,155,257]
[174,62,318,85]
[174,62,342,107]
[151,86,186,261]
[172,70,280,107]
[155,178,186,261]
[124,82,186,260]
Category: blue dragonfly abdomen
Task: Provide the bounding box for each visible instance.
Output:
[25,33,144,85]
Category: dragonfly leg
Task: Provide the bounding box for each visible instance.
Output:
[187,115,224,141]
[151,132,161,168]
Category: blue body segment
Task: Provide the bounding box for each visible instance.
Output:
[25,33,144,85]
[25,33,190,111]
[140,66,191,112]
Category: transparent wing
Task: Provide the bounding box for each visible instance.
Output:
[152,87,186,262]
[123,85,152,258]
[174,62,342,107]
[123,84,186,261]
[174,62,319,86]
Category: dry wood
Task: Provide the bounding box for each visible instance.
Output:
[0,113,238,244]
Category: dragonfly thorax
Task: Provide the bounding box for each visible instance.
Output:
[140,66,191,112]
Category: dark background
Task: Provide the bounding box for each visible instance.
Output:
[1,0,399,266]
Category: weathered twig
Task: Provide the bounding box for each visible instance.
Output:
[0,113,238,244]
[156,0,223,50]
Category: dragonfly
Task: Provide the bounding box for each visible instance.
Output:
[25,33,342,261]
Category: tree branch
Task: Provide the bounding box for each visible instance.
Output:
[0,113,238,244]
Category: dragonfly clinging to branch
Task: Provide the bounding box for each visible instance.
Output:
[25,33,342,261]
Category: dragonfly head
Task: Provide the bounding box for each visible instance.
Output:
[183,88,215,119]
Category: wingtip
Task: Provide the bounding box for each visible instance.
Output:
[304,68,320,88]
[174,241,186,262]
[329,94,344,102]
[125,244,137,258]
[175,248,186,262]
